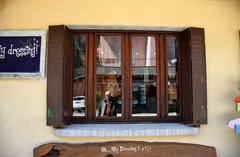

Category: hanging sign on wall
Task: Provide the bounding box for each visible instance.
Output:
[34,141,217,157]
[0,30,46,78]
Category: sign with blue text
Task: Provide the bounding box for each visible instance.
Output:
[0,30,46,78]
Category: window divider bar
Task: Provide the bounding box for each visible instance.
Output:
[87,33,94,120]
[124,33,131,119]
[156,35,161,119]
[159,34,167,119]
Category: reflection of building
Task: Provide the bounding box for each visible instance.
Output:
[96,35,158,115]
[96,36,156,67]
[96,36,157,99]
[132,36,156,67]
[97,36,121,67]
[96,36,122,98]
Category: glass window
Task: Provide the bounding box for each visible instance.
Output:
[131,36,157,117]
[96,35,122,117]
[72,35,86,117]
[166,36,179,116]
[70,32,181,122]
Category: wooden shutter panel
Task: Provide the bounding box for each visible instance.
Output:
[180,28,192,124]
[47,25,72,127]
[190,28,207,125]
[180,27,207,126]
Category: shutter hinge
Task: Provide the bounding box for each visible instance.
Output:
[186,123,200,128]
[192,111,200,128]
[196,120,201,128]
[47,109,54,119]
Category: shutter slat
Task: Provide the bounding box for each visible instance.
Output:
[180,28,193,124]
[190,27,207,124]
[180,27,207,125]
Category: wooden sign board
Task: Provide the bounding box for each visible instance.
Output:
[34,141,217,157]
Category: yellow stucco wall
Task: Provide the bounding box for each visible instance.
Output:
[0,0,240,156]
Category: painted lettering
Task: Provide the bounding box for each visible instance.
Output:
[101,147,107,153]
[100,145,151,154]
[1,39,40,59]
[120,146,137,152]
[8,44,14,55]
[0,45,6,59]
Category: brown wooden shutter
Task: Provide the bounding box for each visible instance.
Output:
[179,28,192,124]
[47,25,72,127]
[180,27,207,126]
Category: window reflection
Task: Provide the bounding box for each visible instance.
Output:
[72,35,86,117]
[167,36,179,116]
[96,35,122,117]
[131,36,157,117]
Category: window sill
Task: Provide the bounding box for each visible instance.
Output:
[55,123,199,137]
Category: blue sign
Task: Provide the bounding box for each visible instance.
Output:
[236,125,240,134]
[0,36,41,73]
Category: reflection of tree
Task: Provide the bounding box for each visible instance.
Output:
[73,35,86,80]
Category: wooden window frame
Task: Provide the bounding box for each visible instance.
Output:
[47,26,207,127]
[71,31,181,123]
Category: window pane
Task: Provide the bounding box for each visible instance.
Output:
[96,35,122,117]
[131,36,157,117]
[167,36,179,116]
[72,35,86,117]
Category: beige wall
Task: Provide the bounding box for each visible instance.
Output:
[0,0,240,156]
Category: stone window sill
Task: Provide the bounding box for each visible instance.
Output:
[55,123,199,137]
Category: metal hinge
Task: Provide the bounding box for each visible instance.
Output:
[47,109,54,119]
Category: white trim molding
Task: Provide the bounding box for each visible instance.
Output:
[68,25,187,32]
[55,123,199,137]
